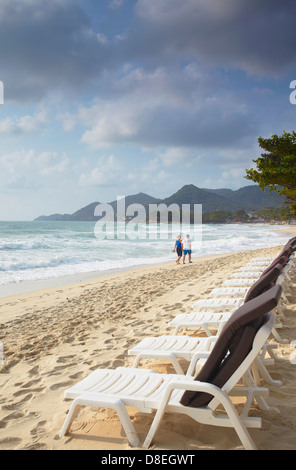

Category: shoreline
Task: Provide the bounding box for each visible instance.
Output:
[0,250,258,300]
[0,251,240,324]
[1,240,296,450]
[0,222,293,300]
[1,231,295,301]
[0,221,293,296]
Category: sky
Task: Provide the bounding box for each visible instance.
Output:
[1,0,296,220]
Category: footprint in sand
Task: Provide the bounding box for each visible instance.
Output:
[56,355,75,364]
[28,365,40,376]
[49,380,74,391]
[0,411,26,428]
[30,420,47,436]
[48,363,76,376]
[89,360,112,370]
[20,379,41,388]
[69,371,83,380]
[0,437,22,449]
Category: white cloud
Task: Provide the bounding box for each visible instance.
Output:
[158,148,193,167]
[0,110,48,135]
[37,152,69,176]
[223,168,245,178]
[0,149,69,177]
[0,118,19,134]
[79,155,122,186]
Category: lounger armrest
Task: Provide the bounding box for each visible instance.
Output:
[186,352,211,377]
[161,378,231,409]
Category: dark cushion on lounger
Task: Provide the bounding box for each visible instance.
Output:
[180,284,282,408]
[287,237,296,248]
[260,255,289,277]
[287,240,296,251]
[244,263,283,303]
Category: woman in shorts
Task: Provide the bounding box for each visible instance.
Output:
[174,235,183,264]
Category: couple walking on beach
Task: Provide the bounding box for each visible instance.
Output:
[174,234,192,265]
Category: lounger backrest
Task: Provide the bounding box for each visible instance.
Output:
[259,255,289,277]
[244,263,283,303]
[287,237,296,249]
[180,284,282,408]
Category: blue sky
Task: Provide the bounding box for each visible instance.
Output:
[1,0,296,220]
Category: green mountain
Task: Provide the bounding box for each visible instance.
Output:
[108,192,161,209]
[34,184,285,221]
[204,185,284,212]
[162,184,241,213]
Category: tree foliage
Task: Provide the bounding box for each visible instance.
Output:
[245,131,296,214]
[253,206,295,222]
[203,209,249,223]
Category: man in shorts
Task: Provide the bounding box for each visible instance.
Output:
[182,234,192,264]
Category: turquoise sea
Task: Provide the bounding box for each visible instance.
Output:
[0,220,291,287]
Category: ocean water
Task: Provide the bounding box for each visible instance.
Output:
[0,220,291,287]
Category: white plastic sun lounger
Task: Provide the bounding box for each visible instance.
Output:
[181,263,284,334]
[211,270,289,303]
[128,334,216,374]
[128,274,285,380]
[128,333,281,387]
[192,297,244,312]
[168,282,270,337]
[210,286,249,298]
[169,295,286,342]
[222,278,255,287]
[60,366,264,450]
[168,310,234,336]
[246,261,273,266]
[59,286,281,450]
[230,271,262,279]
[210,271,290,343]
[239,266,264,272]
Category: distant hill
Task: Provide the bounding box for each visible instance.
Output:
[35,213,71,221]
[163,185,241,213]
[108,192,161,210]
[203,185,284,212]
[34,184,285,221]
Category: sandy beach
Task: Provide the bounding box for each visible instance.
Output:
[1,227,296,451]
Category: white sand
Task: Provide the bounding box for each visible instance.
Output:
[1,229,296,451]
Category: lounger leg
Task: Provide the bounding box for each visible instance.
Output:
[59,399,81,438]
[143,382,257,451]
[255,357,283,387]
[215,394,257,450]
[60,395,140,447]
[202,325,213,337]
[142,397,170,449]
[133,354,185,375]
[272,326,288,344]
[173,325,181,335]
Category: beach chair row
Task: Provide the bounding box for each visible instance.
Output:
[130,237,296,367]
[59,236,296,450]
